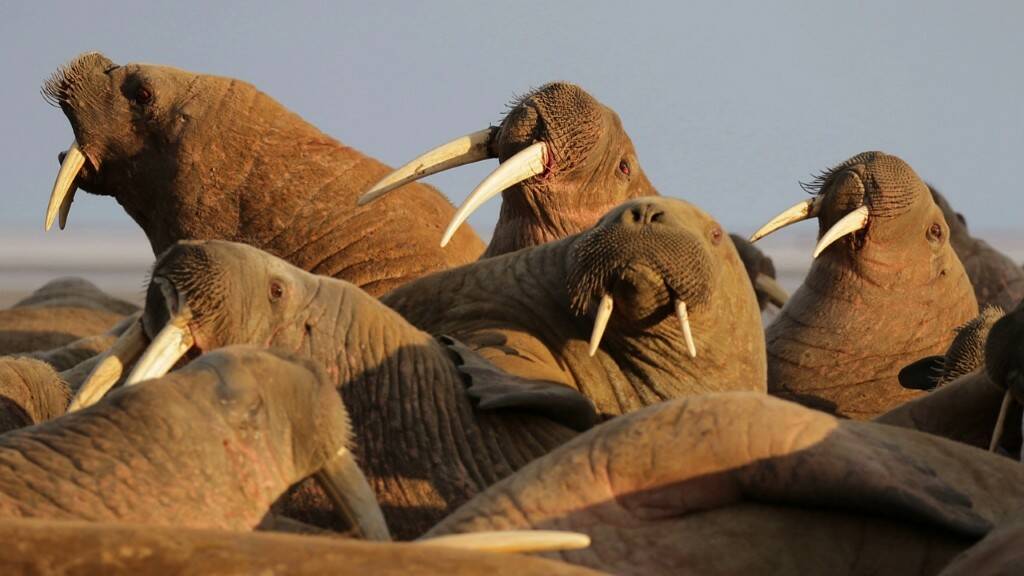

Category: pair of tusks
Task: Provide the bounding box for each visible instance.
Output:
[587,294,696,359]
[749,196,871,258]
[68,315,589,552]
[358,128,549,247]
[45,140,86,231]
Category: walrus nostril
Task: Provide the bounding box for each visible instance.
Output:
[621,204,665,227]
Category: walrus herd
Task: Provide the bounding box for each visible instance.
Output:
[1,51,1022,574]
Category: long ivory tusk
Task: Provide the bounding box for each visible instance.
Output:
[989,390,1013,452]
[439,141,548,247]
[58,187,76,230]
[749,196,822,243]
[417,530,590,554]
[45,140,86,231]
[676,300,697,359]
[358,128,497,206]
[754,274,790,308]
[314,447,392,541]
[67,320,148,412]
[812,205,870,258]
[124,314,194,386]
[588,294,614,357]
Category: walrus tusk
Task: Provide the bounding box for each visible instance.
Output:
[314,447,392,541]
[124,313,195,385]
[417,530,590,554]
[440,141,548,248]
[813,205,870,258]
[58,187,76,230]
[45,140,86,231]
[754,274,789,308]
[988,390,1013,452]
[676,300,697,358]
[588,294,614,357]
[358,127,498,206]
[67,319,149,411]
[749,196,822,242]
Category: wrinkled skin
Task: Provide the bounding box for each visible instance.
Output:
[0,519,600,576]
[0,277,135,356]
[482,83,655,255]
[730,233,783,312]
[0,357,69,433]
[940,517,1024,576]
[767,152,978,418]
[931,185,1024,311]
[44,52,483,295]
[385,197,767,417]
[0,347,350,531]
[429,393,1024,575]
[136,240,588,538]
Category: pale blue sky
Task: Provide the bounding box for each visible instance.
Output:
[2,0,1021,251]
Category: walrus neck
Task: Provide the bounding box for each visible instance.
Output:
[483,187,617,257]
[329,284,570,539]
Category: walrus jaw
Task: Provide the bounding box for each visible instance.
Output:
[44,140,85,231]
[749,196,822,242]
[359,128,549,248]
[588,293,697,359]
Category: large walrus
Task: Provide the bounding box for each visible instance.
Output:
[42,52,483,296]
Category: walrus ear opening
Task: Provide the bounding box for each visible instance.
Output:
[898,356,945,391]
[440,336,599,432]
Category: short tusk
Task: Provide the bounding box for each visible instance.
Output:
[314,447,392,541]
[676,301,697,358]
[988,390,1013,452]
[124,314,194,386]
[417,530,590,554]
[440,141,548,247]
[749,196,822,243]
[45,140,86,231]
[588,294,614,357]
[358,127,497,206]
[754,274,789,308]
[813,205,870,258]
[67,320,148,412]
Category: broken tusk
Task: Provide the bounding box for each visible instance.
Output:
[989,390,1013,452]
[749,196,822,243]
[67,320,149,412]
[417,530,590,554]
[754,274,789,308]
[676,300,697,358]
[314,447,392,542]
[358,127,497,206]
[124,314,194,385]
[813,205,870,258]
[45,140,86,231]
[440,141,548,247]
[588,294,614,357]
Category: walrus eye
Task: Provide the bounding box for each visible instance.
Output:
[618,159,631,177]
[928,222,943,242]
[710,226,723,245]
[269,281,285,303]
[134,86,153,105]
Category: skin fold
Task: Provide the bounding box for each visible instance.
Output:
[384,197,767,417]
[931,186,1024,311]
[0,347,353,532]
[766,152,978,419]
[0,278,136,356]
[43,52,484,296]
[939,517,1024,576]
[0,519,601,576]
[428,392,1024,576]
